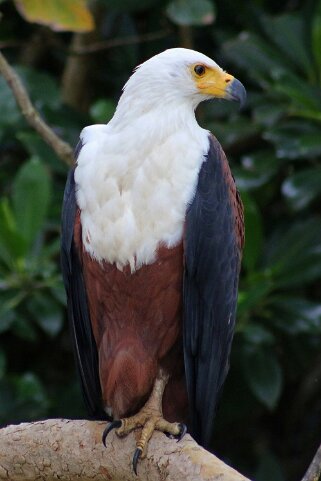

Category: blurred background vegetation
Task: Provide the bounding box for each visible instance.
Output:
[0,0,320,479]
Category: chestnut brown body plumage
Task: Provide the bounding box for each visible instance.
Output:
[74,211,188,422]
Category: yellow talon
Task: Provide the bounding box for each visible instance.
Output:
[102,369,187,473]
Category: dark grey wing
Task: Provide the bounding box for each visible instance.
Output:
[183,134,244,448]
[61,144,108,420]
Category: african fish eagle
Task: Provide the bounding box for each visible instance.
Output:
[61,47,245,473]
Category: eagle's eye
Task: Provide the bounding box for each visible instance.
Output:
[194,65,206,76]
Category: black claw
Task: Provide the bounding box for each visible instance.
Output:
[133,447,142,476]
[176,423,187,442]
[102,420,122,447]
[164,423,187,441]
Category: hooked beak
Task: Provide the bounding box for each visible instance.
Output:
[225,78,247,108]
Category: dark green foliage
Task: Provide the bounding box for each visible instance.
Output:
[0,0,320,479]
[166,0,216,26]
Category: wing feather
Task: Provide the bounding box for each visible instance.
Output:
[61,144,107,420]
[183,134,244,447]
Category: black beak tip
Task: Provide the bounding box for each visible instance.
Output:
[227,78,247,109]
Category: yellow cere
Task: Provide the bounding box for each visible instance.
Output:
[190,63,235,98]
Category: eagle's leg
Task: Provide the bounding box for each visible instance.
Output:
[102,368,186,474]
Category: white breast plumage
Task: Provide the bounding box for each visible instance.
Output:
[75,104,209,271]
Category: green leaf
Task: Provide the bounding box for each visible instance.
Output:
[242,192,263,271]
[166,0,215,26]
[253,102,285,128]
[50,283,67,305]
[40,104,86,148]
[222,32,290,86]
[16,67,61,111]
[256,451,285,481]
[0,77,23,135]
[260,14,312,77]
[0,292,22,333]
[234,151,280,191]
[272,71,321,112]
[0,198,28,264]
[290,109,321,122]
[264,123,321,160]
[12,157,51,248]
[208,117,259,149]
[0,66,65,139]
[263,218,321,287]
[27,294,64,336]
[270,297,321,334]
[13,372,50,418]
[237,276,273,319]
[0,350,6,379]
[282,166,321,211]
[0,307,15,334]
[89,99,116,123]
[14,0,94,32]
[242,348,282,409]
[17,132,66,174]
[98,0,160,12]
[12,316,38,341]
[312,0,321,82]
[0,373,49,422]
[240,324,275,346]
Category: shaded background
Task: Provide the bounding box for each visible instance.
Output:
[0,0,321,480]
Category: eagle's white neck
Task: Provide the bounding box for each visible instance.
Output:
[75,94,209,271]
[109,89,201,141]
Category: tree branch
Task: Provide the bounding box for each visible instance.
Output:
[301,443,321,481]
[0,50,73,166]
[62,32,97,111]
[69,29,170,55]
[0,419,251,481]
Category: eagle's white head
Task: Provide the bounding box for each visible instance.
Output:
[110,48,246,129]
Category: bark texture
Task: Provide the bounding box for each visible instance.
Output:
[301,443,321,481]
[61,32,96,112]
[0,419,251,481]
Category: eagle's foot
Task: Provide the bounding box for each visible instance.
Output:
[102,369,187,475]
[131,420,186,475]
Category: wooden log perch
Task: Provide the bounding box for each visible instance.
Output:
[0,419,251,481]
[301,442,321,481]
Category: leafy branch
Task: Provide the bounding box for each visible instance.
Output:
[0,50,73,166]
[69,29,170,55]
